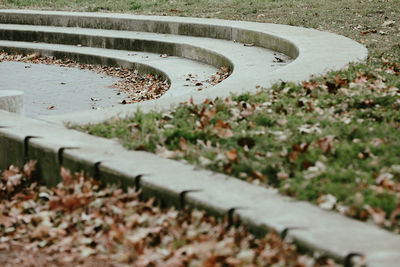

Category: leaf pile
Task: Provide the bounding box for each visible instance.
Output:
[0,162,334,266]
[0,52,170,103]
[80,56,400,233]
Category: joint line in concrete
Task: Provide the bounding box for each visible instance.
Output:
[93,161,102,180]
[179,189,202,210]
[227,207,247,228]
[344,252,365,267]
[57,146,80,166]
[134,174,142,191]
[24,135,40,161]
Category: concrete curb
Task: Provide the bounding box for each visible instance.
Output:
[1,10,396,267]
[1,110,399,266]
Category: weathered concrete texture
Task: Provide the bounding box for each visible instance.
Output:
[0,90,23,114]
[0,24,235,69]
[0,61,124,118]
[0,40,221,97]
[0,9,366,126]
[0,110,399,266]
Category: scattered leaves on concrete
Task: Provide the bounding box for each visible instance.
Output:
[0,52,170,103]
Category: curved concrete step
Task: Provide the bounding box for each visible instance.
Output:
[0,9,367,125]
[0,40,220,98]
[0,23,290,83]
[0,23,290,115]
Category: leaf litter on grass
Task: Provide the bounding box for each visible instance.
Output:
[0,162,338,266]
[79,56,400,234]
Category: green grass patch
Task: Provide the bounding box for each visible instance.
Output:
[78,59,400,232]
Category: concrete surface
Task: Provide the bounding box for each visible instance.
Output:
[0,9,367,125]
[0,89,23,114]
[0,61,123,117]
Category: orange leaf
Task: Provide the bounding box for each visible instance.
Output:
[252,170,266,181]
[288,151,298,163]
[214,120,233,139]
[225,149,238,162]
[179,137,187,151]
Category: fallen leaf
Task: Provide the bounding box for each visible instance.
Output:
[298,123,321,134]
[273,57,284,63]
[390,204,400,226]
[376,173,394,185]
[0,215,14,228]
[382,20,395,27]
[316,135,335,154]
[6,174,23,192]
[225,149,238,162]
[214,120,234,139]
[365,206,386,226]
[361,29,377,35]
[23,160,37,178]
[277,171,289,180]
[30,224,51,239]
[252,170,266,181]
[179,137,187,151]
[317,194,337,210]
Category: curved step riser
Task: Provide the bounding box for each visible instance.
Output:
[0,13,234,40]
[0,45,169,80]
[0,11,298,58]
[0,29,233,69]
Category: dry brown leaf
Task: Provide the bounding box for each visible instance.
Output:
[30,224,51,239]
[390,205,400,226]
[23,160,37,178]
[252,170,266,181]
[316,135,335,154]
[214,120,234,139]
[366,206,386,226]
[225,149,238,162]
[0,215,15,228]
[179,137,187,151]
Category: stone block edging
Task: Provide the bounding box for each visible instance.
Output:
[1,110,399,266]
